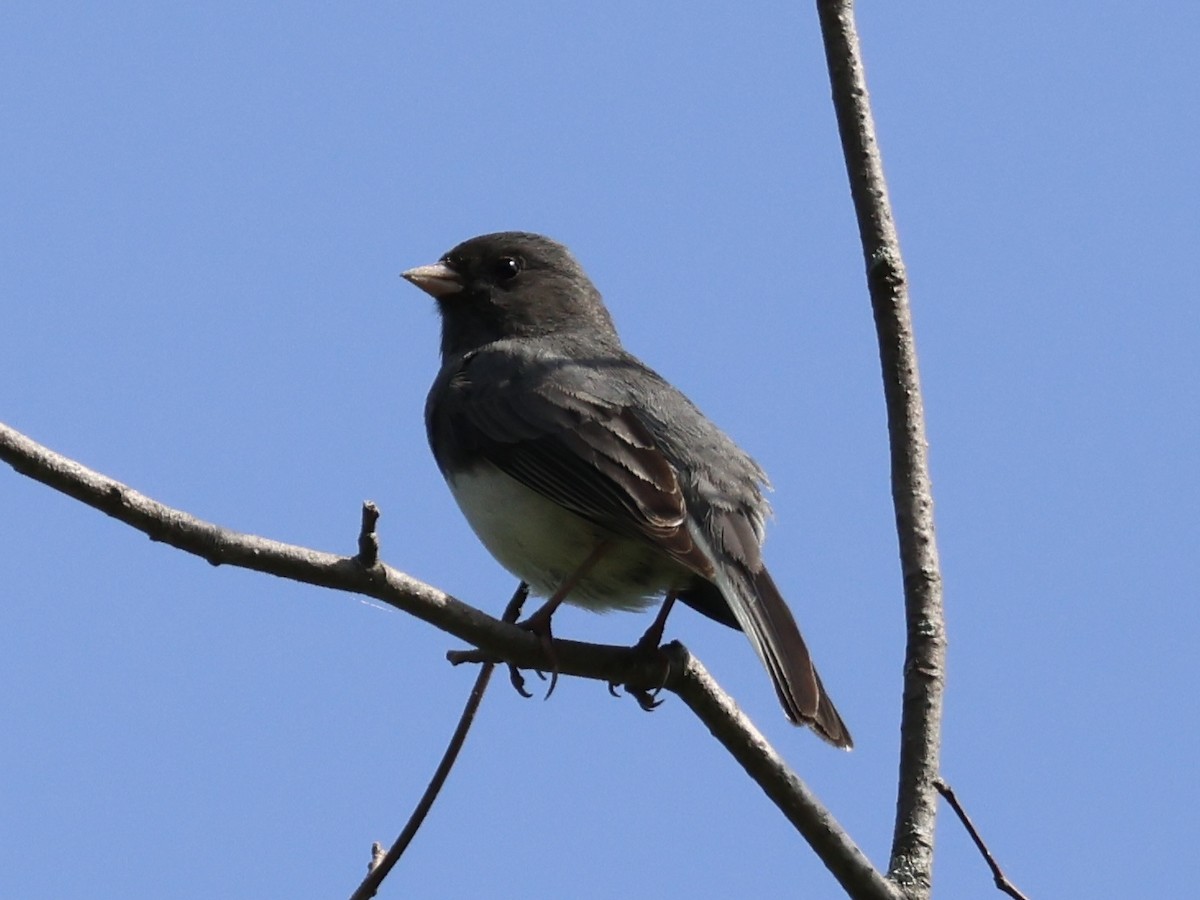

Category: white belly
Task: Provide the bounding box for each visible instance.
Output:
[446,464,685,612]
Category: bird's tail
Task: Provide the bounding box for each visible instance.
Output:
[708,560,853,748]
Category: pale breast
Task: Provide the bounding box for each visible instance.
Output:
[446,464,687,611]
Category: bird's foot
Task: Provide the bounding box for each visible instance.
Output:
[607,625,672,713]
[494,582,535,698]
[517,606,561,700]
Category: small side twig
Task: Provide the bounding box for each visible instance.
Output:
[347,583,529,900]
[935,780,1029,900]
[367,842,386,873]
[356,501,381,567]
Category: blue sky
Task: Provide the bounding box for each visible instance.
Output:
[2,3,1196,898]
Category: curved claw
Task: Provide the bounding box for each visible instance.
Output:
[629,686,664,712]
[607,682,664,712]
[538,630,560,700]
[507,664,532,699]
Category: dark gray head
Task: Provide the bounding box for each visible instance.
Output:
[403,232,620,359]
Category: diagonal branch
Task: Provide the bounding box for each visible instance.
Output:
[675,652,901,898]
[935,781,1030,900]
[816,3,948,897]
[0,419,899,899]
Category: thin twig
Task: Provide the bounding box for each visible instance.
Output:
[0,420,891,893]
[815,3,948,897]
[348,584,526,900]
[349,665,493,900]
[935,781,1030,900]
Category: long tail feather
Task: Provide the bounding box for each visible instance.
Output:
[684,521,852,747]
[743,566,852,748]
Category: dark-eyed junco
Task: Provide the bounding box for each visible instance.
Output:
[403,232,851,748]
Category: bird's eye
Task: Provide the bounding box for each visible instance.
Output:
[494,256,523,282]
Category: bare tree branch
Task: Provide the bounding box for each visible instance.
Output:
[935,781,1030,900]
[0,419,896,899]
[675,651,901,899]
[815,3,948,897]
[349,583,528,900]
[350,654,497,900]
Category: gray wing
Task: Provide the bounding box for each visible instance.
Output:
[426,346,716,578]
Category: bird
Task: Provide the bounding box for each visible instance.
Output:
[402,231,851,748]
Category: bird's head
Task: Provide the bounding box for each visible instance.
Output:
[403,232,619,358]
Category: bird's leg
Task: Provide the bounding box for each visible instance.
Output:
[635,591,678,653]
[501,582,533,698]
[609,591,678,711]
[519,540,609,699]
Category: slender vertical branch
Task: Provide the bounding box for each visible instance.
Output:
[815,3,948,897]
